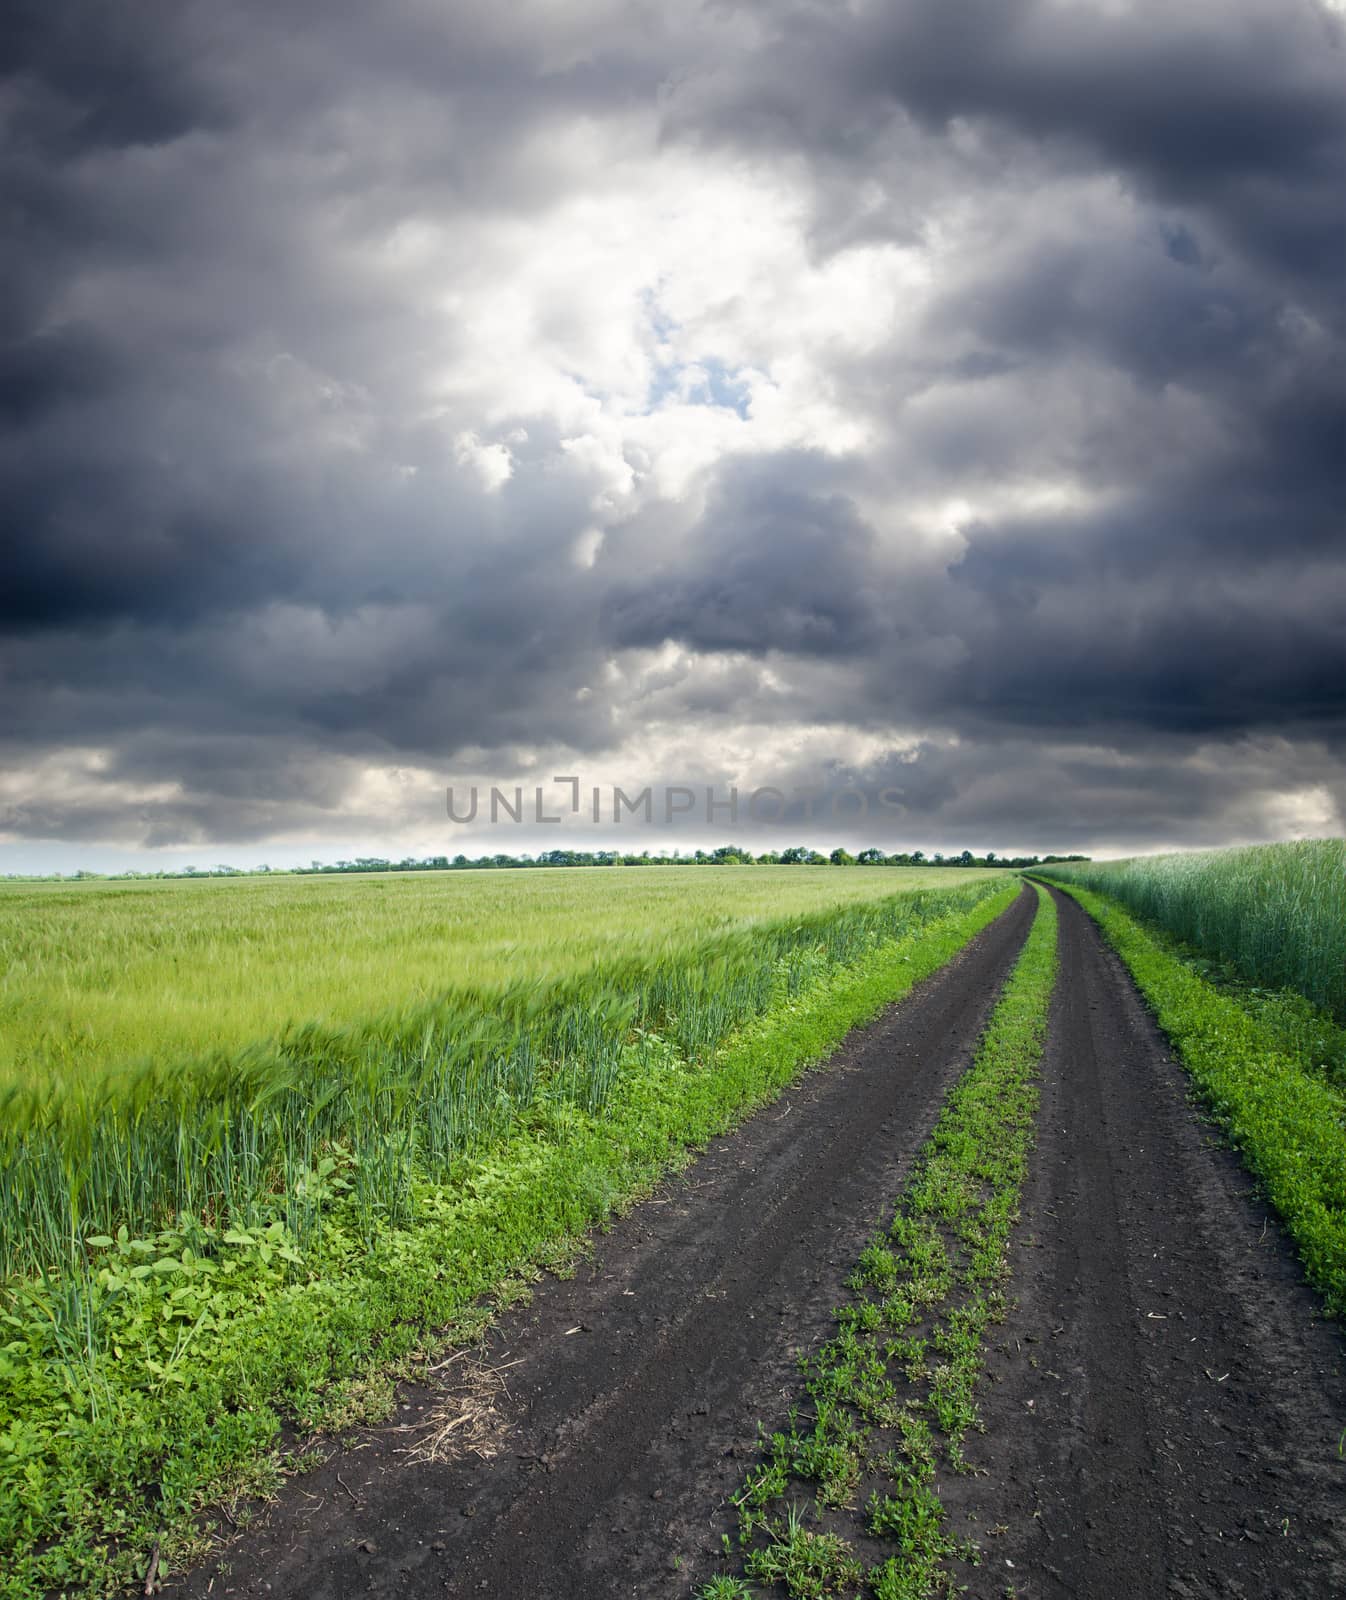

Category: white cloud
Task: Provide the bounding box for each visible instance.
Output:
[453,430,514,492]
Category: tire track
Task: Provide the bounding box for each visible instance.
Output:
[956,885,1346,1599]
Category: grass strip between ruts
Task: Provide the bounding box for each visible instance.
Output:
[703,883,1056,1600]
[0,884,1019,1600]
[1050,883,1346,1320]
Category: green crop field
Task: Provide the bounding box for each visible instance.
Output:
[0,865,1007,1280]
[1038,839,1346,1023]
[0,866,1000,1090]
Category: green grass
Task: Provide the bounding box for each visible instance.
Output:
[0,867,1004,1282]
[1038,839,1346,1023]
[0,866,999,1088]
[1053,884,1346,1320]
[707,884,1057,1600]
[0,877,1017,1598]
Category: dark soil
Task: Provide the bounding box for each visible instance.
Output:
[168,887,1036,1600]
[949,886,1346,1599]
[166,883,1346,1600]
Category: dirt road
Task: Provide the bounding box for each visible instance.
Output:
[951,887,1346,1599]
[170,884,1346,1599]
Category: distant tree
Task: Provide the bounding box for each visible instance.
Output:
[43,841,1087,885]
[830,847,855,866]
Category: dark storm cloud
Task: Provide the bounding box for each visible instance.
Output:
[686,0,1346,299]
[863,0,1346,297]
[834,733,1346,856]
[0,2,229,164]
[609,459,1346,742]
[856,1,1342,185]
[603,453,886,658]
[2,0,1345,855]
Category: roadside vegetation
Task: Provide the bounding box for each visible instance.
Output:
[704,885,1056,1600]
[0,872,1014,1598]
[1047,883,1346,1320]
[1039,839,1345,1024]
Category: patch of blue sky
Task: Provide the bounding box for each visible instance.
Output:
[644,356,752,418]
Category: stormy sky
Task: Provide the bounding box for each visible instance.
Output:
[3,0,1344,869]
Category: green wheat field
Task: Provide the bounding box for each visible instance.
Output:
[0,865,1004,1276]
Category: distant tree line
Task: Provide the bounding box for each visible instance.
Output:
[10,848,1089,882]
